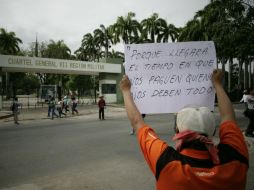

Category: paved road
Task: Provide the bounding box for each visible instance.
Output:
[0,104,253,190]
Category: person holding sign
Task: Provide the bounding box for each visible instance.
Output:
[120,69,248,190]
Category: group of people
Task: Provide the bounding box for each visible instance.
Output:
[10,94,107,124]
[47,95,79,120]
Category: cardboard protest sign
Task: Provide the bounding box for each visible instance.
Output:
[124,41,217,114]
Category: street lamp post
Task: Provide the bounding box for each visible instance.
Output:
[0,75,2,110]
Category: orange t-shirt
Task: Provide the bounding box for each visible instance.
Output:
[137,121,249,190]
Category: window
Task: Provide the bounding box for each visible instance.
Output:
[102,84,116,94]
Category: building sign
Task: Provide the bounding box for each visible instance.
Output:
[0,55,121,74]
[124,41,216,114]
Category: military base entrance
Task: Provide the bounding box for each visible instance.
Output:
[0,54,123,110]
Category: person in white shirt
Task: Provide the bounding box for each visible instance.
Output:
[12,97,22,125]
[240,89,248,110]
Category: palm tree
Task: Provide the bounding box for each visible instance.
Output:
[157,19,179,42]
[178,19,209,42]
[41,40,71,59]
[141,13,161,43]
[0,28,22,55]
[74,47,90,61]
[81,33,100,62]
[0,28,23,98]
[108,49,124,60]
[113,12,141,44]
[198,0,254,92]
[93,24,113,58]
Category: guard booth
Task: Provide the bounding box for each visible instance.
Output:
[0,54,124,110]
[98,58,124,103]
[40,85,57,101]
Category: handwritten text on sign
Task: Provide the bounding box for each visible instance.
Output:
[124,41,216,114]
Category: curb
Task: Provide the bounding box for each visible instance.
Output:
[0,105,125,122]
[0,111,13,120]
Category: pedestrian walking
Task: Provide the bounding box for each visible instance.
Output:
[240,89,249,110]
[71,96,79,115]
[63,95,69,113]
[11,97,21,125]
[56,100,66,118]
[48,97,58,119]
[98,95,106,120]
[244,89,254,137]
[47,95,52,117]
[120,69,249,190]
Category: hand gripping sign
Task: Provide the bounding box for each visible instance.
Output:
[124,41,217,114]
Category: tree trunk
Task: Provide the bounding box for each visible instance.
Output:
[249,61,252,89]
[0,74,2,110]
[5,72,10,99]
[244,61,248,90]
[238,60,243,89]
[222,60,226,73]
[228,58,233,92]
[253,61,254,89]
[221,58,227,90]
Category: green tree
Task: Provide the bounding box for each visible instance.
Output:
[94,24,113,58]
[141,13,161,43]
[81,33,100,61]
[113,12,141,44]
[107,49,124,60]
[0,28,23,98]
[41,40,71,59]
[179,0,253,92]
[67,75,93,98]
[40,40,72,99]
[178,19,209,42]
[0,28,22,55]
[157,21,179,43]
[22,74,40,95]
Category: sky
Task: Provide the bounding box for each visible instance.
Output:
[0,0,210,54]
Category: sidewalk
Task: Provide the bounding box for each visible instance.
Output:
[0,110,13,120]
[0,104,125,122]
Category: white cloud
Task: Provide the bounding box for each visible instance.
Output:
[0,0,209,53]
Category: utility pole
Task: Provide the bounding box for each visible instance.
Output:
[0,75,2,110]
[35,32,38,57]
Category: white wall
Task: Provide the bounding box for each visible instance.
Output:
[99,79,117,103]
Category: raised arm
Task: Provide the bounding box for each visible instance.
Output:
[212,69,235,123]
[120,75,145,131]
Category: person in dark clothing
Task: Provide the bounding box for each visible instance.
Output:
[98,96,106,120]
[71,96,79,115]
[244,89,254,137]
[48,97,58,119]
[47,95,52,117]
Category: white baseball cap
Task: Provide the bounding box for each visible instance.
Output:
[176,106,216,137]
